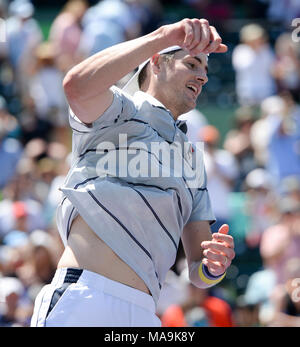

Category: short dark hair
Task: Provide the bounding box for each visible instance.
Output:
[138,62,149,90]
[138,49,182,90]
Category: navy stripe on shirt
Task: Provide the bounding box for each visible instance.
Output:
[130,187,178,251]
[86,189,153,260]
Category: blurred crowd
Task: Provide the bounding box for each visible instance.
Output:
[0,0,299,327]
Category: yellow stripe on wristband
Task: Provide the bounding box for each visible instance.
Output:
[198,262,226,285]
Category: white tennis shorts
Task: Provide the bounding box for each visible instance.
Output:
[30,267,161,327]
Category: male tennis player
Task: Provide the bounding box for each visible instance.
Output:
[31,18,235,327]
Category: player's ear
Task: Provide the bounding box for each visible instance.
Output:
[150,53,162,75]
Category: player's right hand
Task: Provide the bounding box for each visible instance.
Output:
[162,18,228,57]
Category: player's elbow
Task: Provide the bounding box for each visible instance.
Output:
[63,71,81,102]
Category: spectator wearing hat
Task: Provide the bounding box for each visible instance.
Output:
[239,267,276,326]
[0,197,45,240]
[27,41,69,144]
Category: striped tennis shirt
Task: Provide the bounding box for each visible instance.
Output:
[56,86,215,305]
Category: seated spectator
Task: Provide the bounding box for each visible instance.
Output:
[0,96,23,189]
[49,0,89,71]
[272,33,300,103]
[16,229,61,289]
[232,23,276,106]
[0,233,30,278]
[241,267,277,326]
[5,0,43,95]
[250,95,285,167]
[224,106,257,191]
[267,92,300,184]
[27,42,69,134]
[79,0,141,57]
[260,197,300,286]
[0,189,46,239]
[0,276,26,326]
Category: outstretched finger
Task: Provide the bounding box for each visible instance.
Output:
[214,43,228,53]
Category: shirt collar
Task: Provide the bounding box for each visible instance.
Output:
[134,91,167,109]
[133,91,188,142]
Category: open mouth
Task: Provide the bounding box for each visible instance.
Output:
[186,84,199,97]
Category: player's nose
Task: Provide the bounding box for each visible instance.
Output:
[196,73,208,85]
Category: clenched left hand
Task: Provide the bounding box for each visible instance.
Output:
[201,224,235,277]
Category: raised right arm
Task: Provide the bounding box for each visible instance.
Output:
[63,19,227,124]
